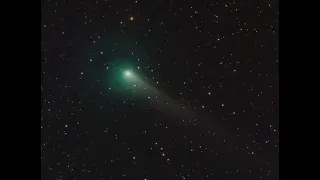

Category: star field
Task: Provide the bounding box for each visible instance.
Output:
[41,0,279,179]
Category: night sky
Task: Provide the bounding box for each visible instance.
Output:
[41,0,279,179]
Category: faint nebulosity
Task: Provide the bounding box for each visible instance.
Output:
[41,0,279,179]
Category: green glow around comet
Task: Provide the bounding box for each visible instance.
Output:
[106,58,136,94]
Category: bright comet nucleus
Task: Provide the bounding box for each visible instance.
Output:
[125,71,131,76]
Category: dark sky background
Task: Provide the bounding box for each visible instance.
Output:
[41,0,279,179]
